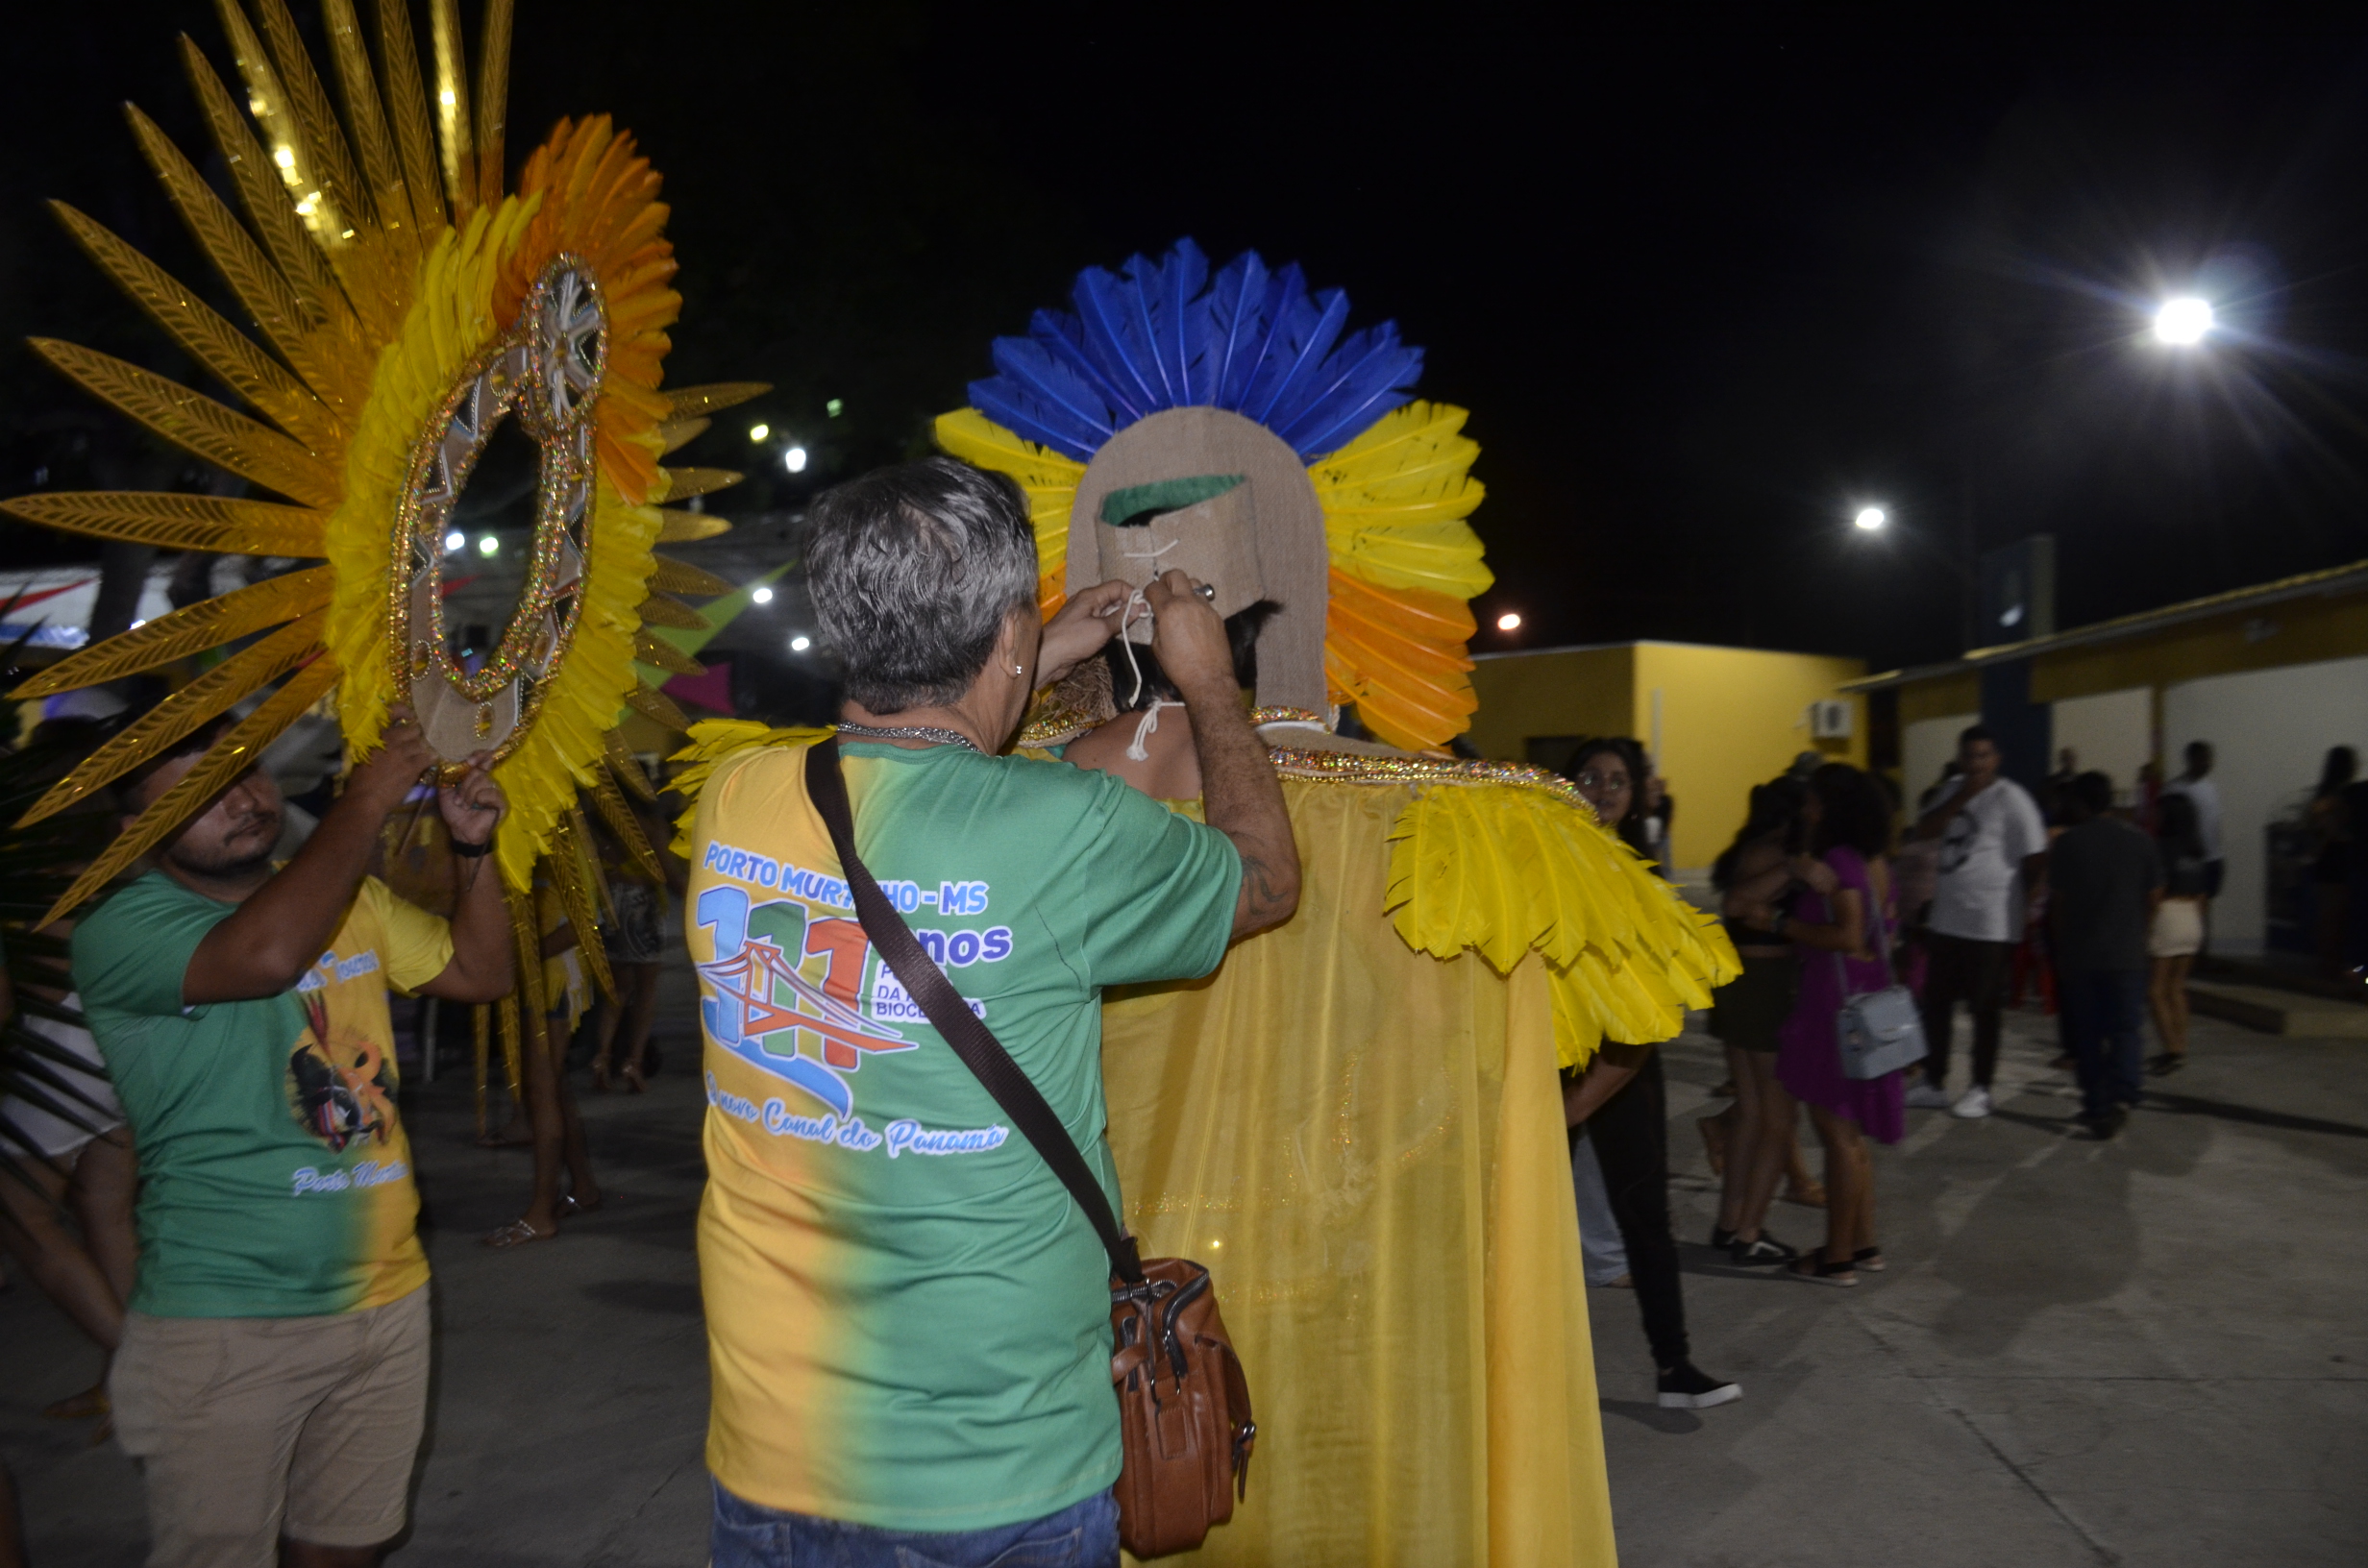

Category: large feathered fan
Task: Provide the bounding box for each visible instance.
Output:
[2,0,763,922]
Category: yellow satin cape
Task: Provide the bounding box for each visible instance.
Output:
[672,723,1739,1565]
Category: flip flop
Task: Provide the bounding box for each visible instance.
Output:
[482,1216,555,1248]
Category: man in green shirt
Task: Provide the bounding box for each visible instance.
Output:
[73,706,511,1568]
[692,459,1297,1565]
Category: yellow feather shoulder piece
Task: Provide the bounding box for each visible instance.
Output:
[1384,780,1739,1068]
[665,719,831,856]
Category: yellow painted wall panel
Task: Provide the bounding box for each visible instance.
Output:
[1466,647,1637,764]
[2031,596,2368,703]
[1900,673,1981,723]
[1468,643,1866,871]
[1631,644,1867,869]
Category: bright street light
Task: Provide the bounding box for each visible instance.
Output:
[2154,296,2214,345]
[782,445,809,474]
[477,534,499,556]
[748,422,771,442]
[443,529,464,552]
[1854,505,1887,531]
[751,586,775,605]
[1495,611,1521,632]
[789,634,811,652]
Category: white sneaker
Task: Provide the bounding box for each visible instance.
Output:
[1905,1082,1954,1110]
[1951,1086,1993,1119]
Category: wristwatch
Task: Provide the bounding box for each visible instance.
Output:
[451,839,492,858]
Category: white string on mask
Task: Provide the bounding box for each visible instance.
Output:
[1116,587,1153,707]
[1125,699,1182,761]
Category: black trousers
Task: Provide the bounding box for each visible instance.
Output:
[1572,1052,1689,1369]
[1917,931,2012,1090]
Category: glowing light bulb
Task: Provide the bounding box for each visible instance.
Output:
[2155,296,2214,345]
[826,398,844,418]
[748,423,770,442]
[444,529,464,552]
[438,89,456,108]
[478,535,498,556]
[751,586,775,604]
[783,446,808,474]
[1495,612,1522,632]
[1854,506,1887,531]
[272,144,296,170]
[790,634,812,652]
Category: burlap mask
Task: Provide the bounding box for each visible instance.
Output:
[1067,406,1330,718]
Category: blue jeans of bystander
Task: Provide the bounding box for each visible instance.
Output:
[2062,968,2148,1121]
[710,1480,1120,1568]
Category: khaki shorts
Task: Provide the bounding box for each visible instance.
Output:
[111,1285,430,1568]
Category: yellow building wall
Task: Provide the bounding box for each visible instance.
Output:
[1899,673,1981,724]
[2030,593,2368,703]
[1632,644,1867,870]
[1467,642,1867,871]
[1465,647,1637,765]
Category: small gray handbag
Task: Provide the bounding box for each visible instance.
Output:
[1831,875,1928,1081]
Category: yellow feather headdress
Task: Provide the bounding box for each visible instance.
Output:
[934,239,1492,752]
[6,0,762,921]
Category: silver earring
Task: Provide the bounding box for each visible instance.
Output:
[1013,664,1025,677]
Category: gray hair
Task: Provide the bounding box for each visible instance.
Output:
[805,457,1040,712]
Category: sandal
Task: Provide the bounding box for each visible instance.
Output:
[621,1062,647,1095]
[482,1216,556,1248]
[555,1190,607,1218]
[1852,1246,1887,1272]
[591,1059,611,1093]
[1789,1247,1858,1287]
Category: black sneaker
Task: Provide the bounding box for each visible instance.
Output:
[1709,1226,1738,1249]
[1730,1234,1798,1266]
[1656,1360,1742,1409]
[2076,1107,2127,1140]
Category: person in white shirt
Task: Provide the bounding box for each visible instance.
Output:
[2161,741,2225,934]
[1906,726,2050,1119]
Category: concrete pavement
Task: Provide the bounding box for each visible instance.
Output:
[5,992,2362,1565]
[1593,1004,2368,1567]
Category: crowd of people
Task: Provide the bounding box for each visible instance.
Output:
[1553,719,2362,1336]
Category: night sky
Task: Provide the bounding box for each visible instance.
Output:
[6,4,2368,674]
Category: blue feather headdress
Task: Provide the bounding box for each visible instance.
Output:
[968,239,1425,464]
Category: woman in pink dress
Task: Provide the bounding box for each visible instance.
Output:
[1733,764,1905,1287]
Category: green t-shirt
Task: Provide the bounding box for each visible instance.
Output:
[73,871,450,1317]
[693,739,1241,1531]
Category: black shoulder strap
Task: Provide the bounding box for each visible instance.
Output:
[803,736,1144,1284]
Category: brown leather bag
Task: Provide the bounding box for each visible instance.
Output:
[806,739,1255,1558]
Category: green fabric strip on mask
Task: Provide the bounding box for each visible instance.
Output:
[1099,474,1246,527]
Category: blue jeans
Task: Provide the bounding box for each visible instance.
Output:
[2062,968,2147,1120]
[710,1480,1120,1568]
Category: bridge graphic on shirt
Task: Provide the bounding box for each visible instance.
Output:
[695,884,914,1117]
